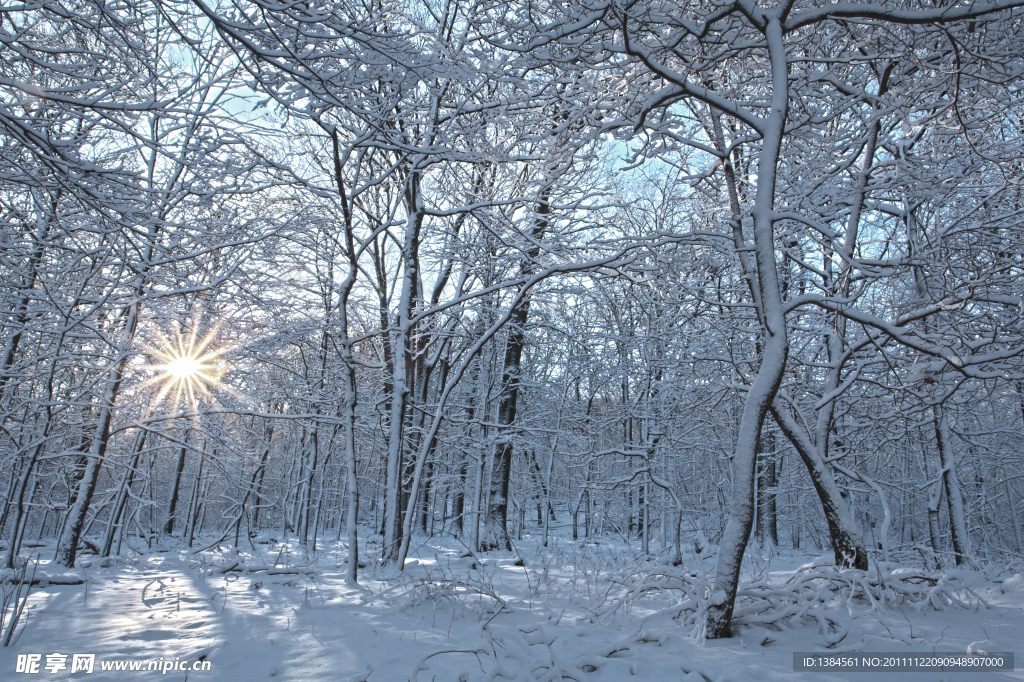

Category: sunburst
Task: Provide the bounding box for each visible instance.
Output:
[144,323,226,409]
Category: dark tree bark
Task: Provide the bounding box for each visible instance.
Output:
[101,429,147,557]
[479,197,549,551]
[756,429,778,546]
[934,409,974,566]
[56,304,139,568]
[162,430,189,537]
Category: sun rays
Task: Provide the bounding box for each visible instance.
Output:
[142,322,227,410]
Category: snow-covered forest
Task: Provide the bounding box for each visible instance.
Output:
[2,0,1024,679]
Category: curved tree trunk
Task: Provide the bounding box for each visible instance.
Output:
[771,405,868,569]
[705,17,790,639]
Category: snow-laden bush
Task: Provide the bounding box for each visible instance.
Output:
[591,556,987,646]
[1,558,36,646]
[364,554,507,621]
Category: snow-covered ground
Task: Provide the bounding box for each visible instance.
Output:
[2,532,1021,681]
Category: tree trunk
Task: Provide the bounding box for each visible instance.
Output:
[300,430,320,545]
[417,459,431,535]
[184,450,204,548]
[771,405,868,568]
[102,428,147,557]
[162,430,190,537]
[381,167,424,565]
[479,303,530,552]
[0,215,51,405]
[3,435,49,569]
[56,303,139,568]
[934,408,974,566]
[706,19,790,639]
[479,196,549,551]
[252,421,274,529]
[1007,479,1022,554]
[755,429,778,546]
[453,457,468,537]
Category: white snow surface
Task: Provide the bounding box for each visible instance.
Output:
[1,532,1021,681]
